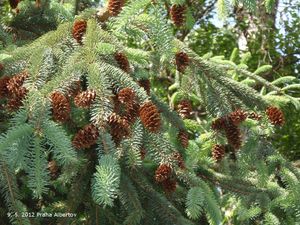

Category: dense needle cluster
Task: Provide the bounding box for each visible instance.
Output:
[72,20,87,44]
[170,4,186,27]
[139,101,161,132]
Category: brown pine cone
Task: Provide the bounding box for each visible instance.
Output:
[0,76,10,98]
[139,101,161,132]
[155,164,172,183]
[175,51,189,73]
[74,90,96,108]
[177,99,192,119]
[0,64,4,71]
[140,148,147,160]
[117,87,136,106]
[50,92,71,122]
[170,4,186,27]
[248,111,262,121]
[68,80,82,98]
[72,20,87,44]
[6,71,28,96]
[138,79,151,95]
[48,160,59,179]
[114,52,130,73]
[6,87,28,111]
[212,144,226,162]
[229,109,248,125]
[172,152,185,169]
[108,113,130,144]
[124,101,139,124]
[161,178,177,193]
[211,117,226,130]
[224,121,242,150]
[108,0,125,16]
[266,106,285,126]
[72,124,99,149]
[178,130,189,148]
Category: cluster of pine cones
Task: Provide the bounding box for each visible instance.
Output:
[0,70,28,111]
[70,84,161,149]
[211,107,285,162]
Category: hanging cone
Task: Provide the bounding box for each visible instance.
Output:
[116,88,139,124]
[6,87,28,111]
[50,92,71,122]
[170,4,186,27]
[172,152,185,170]
[161,178,177,193]
[7,86,28,110]
[211,117,226,131]
[0,64,4,71]
[138,79,151,95]
[229,109,248,125]
[72,124,99,149]
[68,80,82,98]
[140,148,147,160]
[117,87,136,106]
[72,20,87,44]
[0,76,10,98]
[124,101,139,124]
[6,71,28,96]
[224,121,242,150]
[212,144,226,162]
[108,113,130,144]
[266,106,285,126]
[155,164,172,183]
[108,0,125,16]
[48,160,59,180]
[74,90,96,108]
[177,99,192,119]
[114,52,130,73]
[139,101,161,132]
[248,111,262,121]
[175,51,189,73]
[178,130,189,148]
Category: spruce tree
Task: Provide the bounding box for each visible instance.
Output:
[0,0,299,224]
